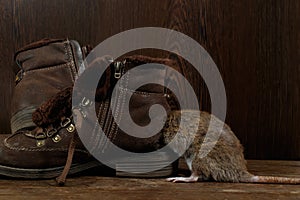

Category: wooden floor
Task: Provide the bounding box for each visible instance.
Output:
[0,160,299,200]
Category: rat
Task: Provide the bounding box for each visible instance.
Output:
[162,110,300,184]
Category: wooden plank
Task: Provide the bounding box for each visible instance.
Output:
[0,160,299,200]
[162,0,300,160]
[0,0,14,134]
[249,0,300,160]
[0,0,299,160]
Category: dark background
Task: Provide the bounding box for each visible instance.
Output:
[0,0,299,160]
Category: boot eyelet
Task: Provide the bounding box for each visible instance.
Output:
[66,124,75,133]
[52,135,62,143]
[36,140,45,147]
[81,97,91,107]
[47,128,57,138]
[61,118,71,127]
[35,132,46,139]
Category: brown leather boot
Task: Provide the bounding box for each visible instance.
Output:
[0,39,101,179]
[29,55,182,184]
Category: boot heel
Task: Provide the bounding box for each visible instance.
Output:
[115,151,178,178]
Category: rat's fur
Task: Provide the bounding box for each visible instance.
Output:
[163,110,300,184]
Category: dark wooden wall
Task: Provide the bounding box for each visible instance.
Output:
[0,0,299,160]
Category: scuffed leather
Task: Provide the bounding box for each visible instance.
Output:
[0,130,92,169]
[0,39,94,172]
[76,55,181,153]
[11,39,83,133]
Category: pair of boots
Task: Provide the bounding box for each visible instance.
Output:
[0,39,178,185]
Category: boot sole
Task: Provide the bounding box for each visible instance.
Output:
[0,153,177,179]
[0,160,101,179]
[115,151,178,177]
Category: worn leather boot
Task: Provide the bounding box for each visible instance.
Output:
[30,55,183,184]
[0,39,101,179]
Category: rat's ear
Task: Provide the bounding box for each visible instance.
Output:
[32,87,73,127]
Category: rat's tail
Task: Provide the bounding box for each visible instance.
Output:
[241,174,300,184]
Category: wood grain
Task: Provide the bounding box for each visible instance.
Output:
[0,0,299,160]
[0,0,14,134]
[0,160,299,200]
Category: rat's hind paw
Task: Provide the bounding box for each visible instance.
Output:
[166,175,199,183]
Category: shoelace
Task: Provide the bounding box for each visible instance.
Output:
[56,108,83,186]
[56,132,77,186]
